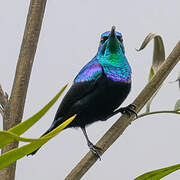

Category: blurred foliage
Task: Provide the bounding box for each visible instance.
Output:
[174,99,180,111]
[0,84,75,170]
[135,164,180,180]
[137,33,165,112]
[0,116,75,170]
[136,34,180,179]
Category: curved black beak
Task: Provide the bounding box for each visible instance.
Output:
[99,26,121,55]
[108,26,117,39]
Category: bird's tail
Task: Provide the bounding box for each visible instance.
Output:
[27,117,66,156]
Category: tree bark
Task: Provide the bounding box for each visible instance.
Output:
[0,0,47,180]
[64,41,180,180]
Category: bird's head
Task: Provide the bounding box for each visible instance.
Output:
[98,26,125,56]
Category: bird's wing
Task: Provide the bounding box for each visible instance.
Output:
[54,60,104,118]
[74,58,103,83]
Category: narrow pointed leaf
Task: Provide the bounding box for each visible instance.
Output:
[10,84,67,135]
[0,115,75,170]
[0,131,49,149]
[136,33,155,51]
[137,33,165,74]
[135,164,180,180]
[0,84,67,148]
[137,33,165,112]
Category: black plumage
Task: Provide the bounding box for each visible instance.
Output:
[29,26,136,158]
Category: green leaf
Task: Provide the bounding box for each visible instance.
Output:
[0,84,67,148]
[0,131,48,149]
[137,33,165,112]
[135,164,180,180]
[174,99,180,111]
[0,115,75,170]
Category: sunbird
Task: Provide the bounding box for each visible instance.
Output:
[29,26,136,158]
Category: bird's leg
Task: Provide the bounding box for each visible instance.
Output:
[81,127,102,160]
[104,104,137,120]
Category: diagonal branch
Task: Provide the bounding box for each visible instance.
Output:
[0,0,47,180]
[64,41,180,180]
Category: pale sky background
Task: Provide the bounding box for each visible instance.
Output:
[0,0,180,180]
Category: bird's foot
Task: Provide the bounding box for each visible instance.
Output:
[88,141,102,160]
[119,104,137,117]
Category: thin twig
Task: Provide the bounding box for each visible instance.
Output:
[136,110,180,119]
[0,85,8,117]
[65,41,180,180]
[0,1,47,180]
[0,85,8,109]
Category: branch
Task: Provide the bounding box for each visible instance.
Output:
[0,107,4,117]
[0,0,47,180]
[64,41,180,180]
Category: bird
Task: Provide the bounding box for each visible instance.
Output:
[28,26,136,158]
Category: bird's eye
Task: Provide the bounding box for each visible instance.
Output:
[100,36,108,44]
[117,36,123,43]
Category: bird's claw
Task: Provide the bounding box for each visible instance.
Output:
[88,142,102,160]
[120,104,137,117]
